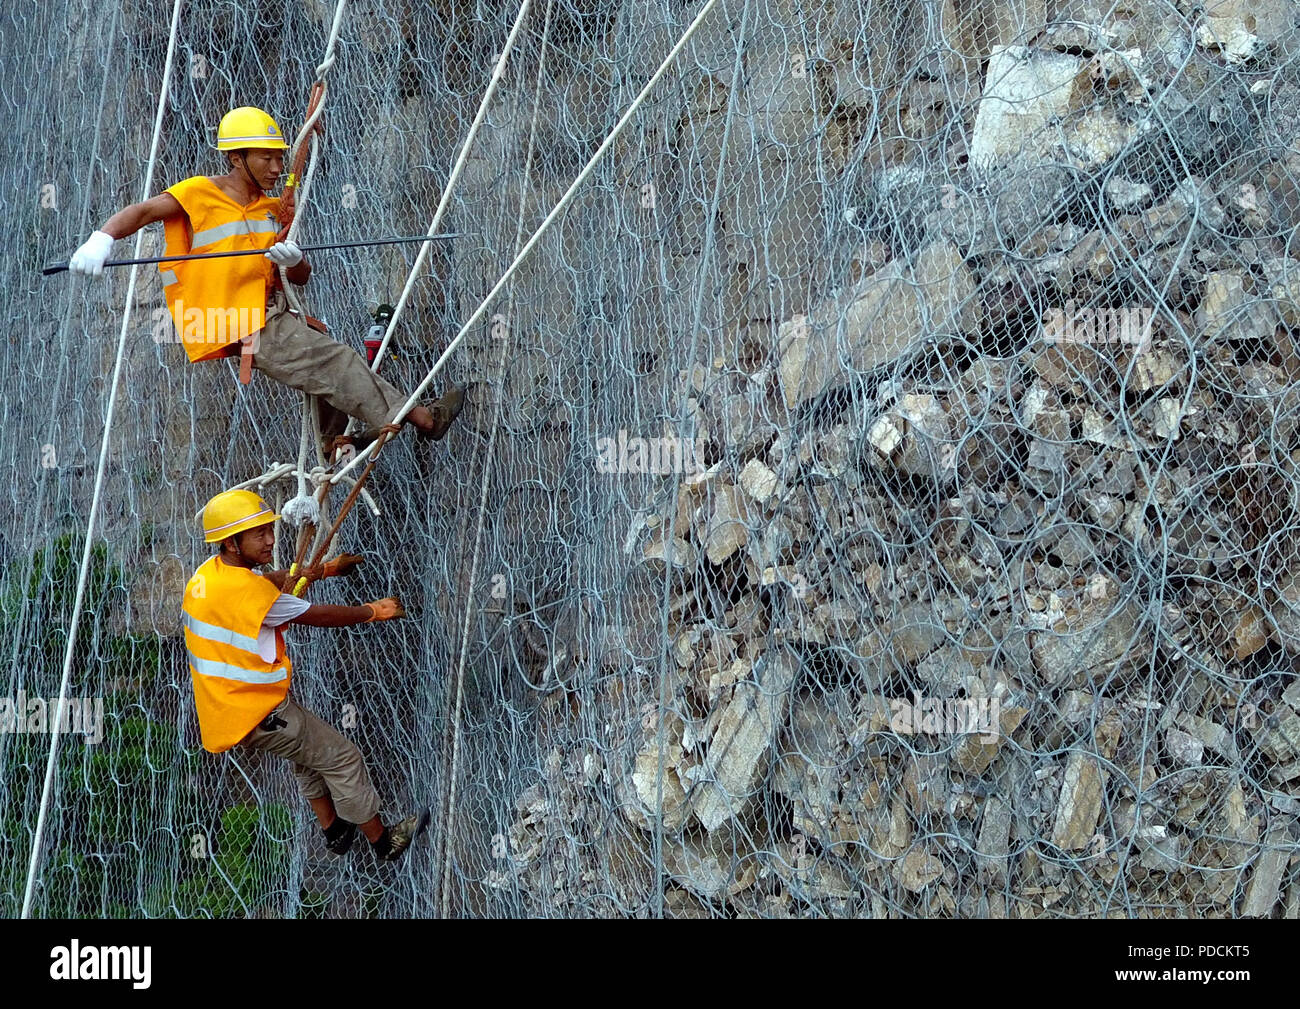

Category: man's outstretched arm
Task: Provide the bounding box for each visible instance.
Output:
[293,598,405,626]
[69,193,183,275]
[101,192,184,238]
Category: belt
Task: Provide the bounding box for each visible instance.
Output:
[259,706,288,732]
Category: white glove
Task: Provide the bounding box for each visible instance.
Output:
[68,230,115,276]
[265,240,303,268]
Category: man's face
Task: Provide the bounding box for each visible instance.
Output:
[228,523,276,566]
[234,148,284,191]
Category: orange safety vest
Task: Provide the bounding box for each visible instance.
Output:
[182,555,293,752]
[162,176,282,362]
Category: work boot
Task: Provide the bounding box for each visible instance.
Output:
[418,385,465,441]
[323,817,358,856]
[372,809,431,863]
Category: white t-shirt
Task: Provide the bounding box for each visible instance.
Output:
[257,593,312,662]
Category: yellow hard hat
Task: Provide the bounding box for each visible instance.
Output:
[202,489,279,543]
[216,107,289,151]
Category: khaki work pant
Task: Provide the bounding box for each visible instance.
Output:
[251,292,406,432]
[239,694,382,825]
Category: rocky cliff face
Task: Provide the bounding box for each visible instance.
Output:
[484,0,1300,918]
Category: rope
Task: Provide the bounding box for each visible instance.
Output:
[330,0,730,488]
[278,394,319,526]
[273,0,539,602]
[20,0,186,919]
[264,0,352,566]
[361,0,537,377]
[438,0,555,919]
[263,0,533,580]
[303,424,400,575]
[649,0,751,919]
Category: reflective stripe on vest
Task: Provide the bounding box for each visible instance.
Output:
[183,611,260,655]
[188,651,288,686]
[191,217,278,250]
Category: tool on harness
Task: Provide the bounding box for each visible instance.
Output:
[259,710,288,732]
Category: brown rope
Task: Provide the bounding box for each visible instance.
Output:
[273,86,406,594]
[276,82,325,244]
[305,423,402,572]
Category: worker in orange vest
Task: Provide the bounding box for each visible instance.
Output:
[66,106,462,447]
[183,488,429,861]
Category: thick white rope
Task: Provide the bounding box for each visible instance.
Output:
[364,0,536,376]
[332,0,728,487]
[21,0,186,919]
[270,0,350,535]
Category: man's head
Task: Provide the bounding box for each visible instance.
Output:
[201,489,279,567]
[216,107,288,194]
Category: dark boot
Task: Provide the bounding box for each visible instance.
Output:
[323,817,358,856]
[420,385,465,441]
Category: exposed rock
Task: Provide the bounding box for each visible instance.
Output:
[1195,0,1299,65]
[661,823,754,902]
[1105,176,1154,210]
[691,651,798,831]
[1255,703,1300,763]
[1175,711,1240,762]
[897,848,945,892]
[629,711,696,832]
[642,529,695,571]
[1051,751,1109,850]
[976,796,1014,884]
[954,704,1029,775]
[777,242,976,409]
[867,392,955,483]
[700,484,749,564]
[1065,110,1139,166]
[1200,271,1282,341]
[738,458,778,504]
[1165,727,1205,766]
[1241,820,1295,916]
[1031,598,1149,688]
[969,47,1093,169]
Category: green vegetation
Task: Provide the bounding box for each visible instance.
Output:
[0,534,305,918]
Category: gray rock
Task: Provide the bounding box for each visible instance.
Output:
[1104,176,1154,211]
[777,242,976,409]
[691,651,798,831]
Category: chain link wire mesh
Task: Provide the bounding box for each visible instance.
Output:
[2,0,1300,918]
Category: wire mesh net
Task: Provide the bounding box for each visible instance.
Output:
[2,0,1300,918]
